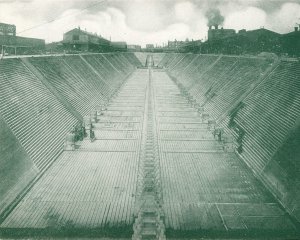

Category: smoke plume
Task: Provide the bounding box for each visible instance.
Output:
[205,8,224,27]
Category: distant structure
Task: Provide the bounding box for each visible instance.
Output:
[281,25,300,56]
[0,22,16,36]
[0,22,45,56]
[127,44,141,52]
[207,25,236,41]
[202,7,300,56]
[63,27,111,52]
[167,39,189,49]
[202,27,283,55]
[145,44,155,51]
[170,26,299,57]
[168,40,185,49]
[110,41,127,52]
[45,41,64,54]
[180,40,202,53]
[165,39,202,52]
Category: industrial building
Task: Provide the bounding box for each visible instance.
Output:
[184,25,300,56]
[146,44,155,51]
[165,39,202,53]
[167,39,187,48]
[201,27,282,54]
[0,22,45,56]
[208,25,236,41]
[63,27,111,52]
[281,26,300,57]
[127,44,142,52]
[0,22,16,36]
[110,41,127,52]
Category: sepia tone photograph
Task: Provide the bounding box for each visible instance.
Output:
[0,0,299,239]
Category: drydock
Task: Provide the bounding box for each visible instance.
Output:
[0,55,298,239]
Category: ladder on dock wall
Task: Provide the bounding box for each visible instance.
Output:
[132,66,166,240]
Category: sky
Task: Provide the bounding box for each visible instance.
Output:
[0,0,300,47]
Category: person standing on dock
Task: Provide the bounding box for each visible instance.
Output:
[90,129,95,142]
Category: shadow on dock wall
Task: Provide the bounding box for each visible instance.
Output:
[0,115,38,216]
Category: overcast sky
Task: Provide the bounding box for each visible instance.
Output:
[1,0,300,46]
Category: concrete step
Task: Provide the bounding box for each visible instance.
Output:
[142,216,157,224]
[141,227,157,238]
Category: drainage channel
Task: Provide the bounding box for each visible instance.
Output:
[132,66,166,240]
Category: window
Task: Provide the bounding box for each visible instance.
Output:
[73,35,79,41]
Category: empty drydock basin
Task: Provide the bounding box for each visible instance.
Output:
[0,53,299,240]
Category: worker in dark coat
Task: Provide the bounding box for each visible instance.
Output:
[90,129,95,142]
[82,126,86,138]
[218,131,222,142]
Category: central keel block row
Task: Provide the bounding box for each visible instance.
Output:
[133,66,166,240]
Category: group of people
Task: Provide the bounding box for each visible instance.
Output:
[213,128,223,141]
[71,123,96,142]
[72,124,86,141]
